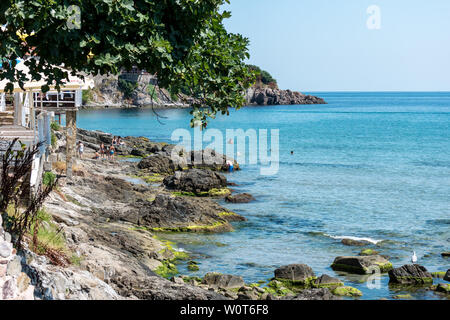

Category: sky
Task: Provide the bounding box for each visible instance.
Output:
[222,0,450,92]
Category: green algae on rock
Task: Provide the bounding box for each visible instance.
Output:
[332,286,363,297]
[331,255,393,274]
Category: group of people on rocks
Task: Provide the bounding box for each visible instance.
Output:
[77,136,125,161]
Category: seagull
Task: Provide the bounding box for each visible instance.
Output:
[411,251,418,264]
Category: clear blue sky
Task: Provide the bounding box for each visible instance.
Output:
[222,0,450,92]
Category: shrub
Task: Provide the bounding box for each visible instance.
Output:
[43,171,56,186]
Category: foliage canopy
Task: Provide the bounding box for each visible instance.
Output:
[0,0,255,126]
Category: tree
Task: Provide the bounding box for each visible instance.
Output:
[0,0,255,126]
[247,65,277,86]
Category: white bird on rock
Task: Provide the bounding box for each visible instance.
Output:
[411,251,418,264]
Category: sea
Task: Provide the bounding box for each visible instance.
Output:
[75,92,450,300]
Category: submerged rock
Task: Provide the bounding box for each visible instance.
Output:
[341,239,369,246]
[388,264,433,285]
[274,264,315,284]
[359,249,379,256]
[331,286,363,297]
[225,193,255,203]
[331,255,393,274]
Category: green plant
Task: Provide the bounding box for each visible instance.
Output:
[50,121,61,131]
[43,171,56,186]
[82,89,93,105]
[118,78,139,99]
[0,1,255,125]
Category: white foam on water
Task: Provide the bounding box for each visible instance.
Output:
[325,234,383,245]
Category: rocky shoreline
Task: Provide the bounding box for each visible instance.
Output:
[82,75,326,109]
[1,127,448,300]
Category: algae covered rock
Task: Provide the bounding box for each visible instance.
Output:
[434,283,450,294]
[388,264,433,285]
[331,255,393,274]
[202,273,245,289]
[312,274,344,289]
[331,286,362,297]
[274,264,315,284]
[359,249,379,256]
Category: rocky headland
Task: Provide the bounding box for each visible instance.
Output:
[82,74,326,109]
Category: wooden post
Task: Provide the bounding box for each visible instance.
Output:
[66,110,77,179]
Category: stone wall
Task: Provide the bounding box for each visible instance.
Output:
[0,215,35,300]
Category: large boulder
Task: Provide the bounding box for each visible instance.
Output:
[186,149,239,172]
[331,255,393,274]
[445,269,450,282]
[137,194,245,232]
[202,273,245,289]
[388,264,433,285]
[138,154,177,174]
[163,169,227,195]
[274,264,315,284]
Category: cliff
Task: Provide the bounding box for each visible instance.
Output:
[82,74,326,109]
[245,86,326,106]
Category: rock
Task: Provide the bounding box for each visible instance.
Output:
[171,277,185,285]
[246,87,326,106]
[341,238,369,246]
[225,193,255,203]
[17,272,31,293]
[138,194,242,233]
[444,269,450,282]
[431,271,446,279]
[2,278,16,299]
[0,241,11,258]
[274,264,315,284]
[313,274,343,288]
[6,256,22,276]
[388,264,433,285]
[442,252,450,257]
[3,232,11,243]
[163,169,228,195]
[186,149,239,172]
[393,294,413,300]
[287,288,340,300]
[331,255,393,274]
[202,273,245,289]
[138,154,177,174]
[331,286,363,297]
[114,275,227,300]
[434,283,450,294]
[359,249,379,256]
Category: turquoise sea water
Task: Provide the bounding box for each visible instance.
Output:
[76,92,450,300]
